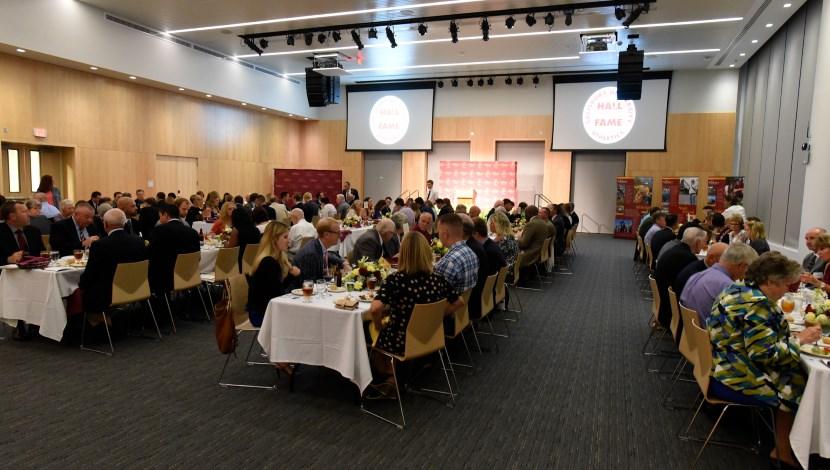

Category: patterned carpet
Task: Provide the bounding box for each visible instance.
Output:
[1,234,826,469]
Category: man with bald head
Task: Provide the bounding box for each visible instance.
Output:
[803,227,828,275]
[116,196,139,236]
[79,208,148,314]
[681,243,758,325]
[350,218,395,264]
[288,208,317,257]
[412,211,435,240]
[50,202,100,256]
[674,242,728,296]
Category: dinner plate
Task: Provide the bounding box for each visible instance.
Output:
[290,288,317,296]
[358,294,376,303]
[328,285,346,293]
[799,343,830,358]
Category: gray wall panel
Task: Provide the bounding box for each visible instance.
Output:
[757,32,786,234]
[745,46,770,217]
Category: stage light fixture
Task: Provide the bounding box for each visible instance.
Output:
[317,33,327,44]
[385,26,397,48]
[615,7,626,21]
[368,27,378,39]
[466,78,474,87]
[532,75,540,85]
[332,31,341,42]
[481,18,490,41]
[477,78,484,86]
[623,5,644,27]
[418,23,428,36]
[259,39,269,49]
[564,10,573,26]
[304,32,314,46]
[350,29,364,49]
[517,76,524,85]
[438,80,444,88]
[505,16,516,29]
[451,78,458,87]
[286,35,295,46]
[243,37,263,55]
[525,13,536,27]
[544,12,555,26]
[449,21,459,43]
[487,77,494,86]
[505,76,513,85]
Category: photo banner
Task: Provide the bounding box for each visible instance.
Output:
[439,161,517,211]
[706,176,745,211]
[273,169,343,203]
[614,176,653,239]
[661,177,699,222]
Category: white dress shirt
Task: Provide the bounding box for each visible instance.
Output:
[426,186,440,204]
[40,202,61,220]
[288,219,317,254]
[320,203,337,219]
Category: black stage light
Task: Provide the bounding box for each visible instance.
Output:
[317,33,327,44]
[418,23,428,36]
[517,76,524,85]
[243,37,263,55]
[532,75,540,85]
[286,35,295,46]
[368,27,378,39]
[449,21,459,43]
[304,32,314,46]
[615,7,626,21]
[525,13,536,27]
[481,18,489,41]
[564,10,573,26]
[451,78,458,87]
[351,30,364,49]
[466,78,474,87]
[259,39,269,49]
[544,12,554,26]
[623,6,643,27]
[385,26,397,48]
[477,78,484,87]
[505,76,513,85]
[438,80,444,88]
[332,31,341,42]
[487,77,494,86]
[505,16,516,29]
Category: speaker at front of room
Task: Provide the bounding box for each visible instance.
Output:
[617,45,644,100]
[305,69,340,107]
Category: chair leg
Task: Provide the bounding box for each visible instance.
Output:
[244,332,271,366]
[692,405,731,467]
[80,311,114,356]
[441,347,461,394]
[196,286,211,321]
[469,323,483,354]
[361,354,406,429]
[218,331,278,390]
[163,293,177,334]
[146,300,162,340]
[205,282,215,315]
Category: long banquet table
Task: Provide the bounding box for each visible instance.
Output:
[791,353,830,468]
[257,290,373,392]
[0,265,83,341]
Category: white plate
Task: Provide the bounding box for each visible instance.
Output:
[800,343,830,358]
[290,288,318,296]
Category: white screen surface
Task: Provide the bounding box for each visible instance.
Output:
[347,87,435,150]
[552,78,670,151]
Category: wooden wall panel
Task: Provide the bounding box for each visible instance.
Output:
[401,151,428,194]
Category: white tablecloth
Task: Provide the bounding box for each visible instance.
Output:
[192,221,214,234]
[0,266,83,341]
[791,354,830,468]
[257,291,373,392]
[199,247,219,274]
[336,225,373,258]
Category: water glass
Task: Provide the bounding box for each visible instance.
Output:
[316,279,327,298]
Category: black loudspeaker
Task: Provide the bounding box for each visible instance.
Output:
[617,45,644,100]
[305,68,340,107]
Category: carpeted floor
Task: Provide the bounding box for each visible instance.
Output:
[1,234,826,469]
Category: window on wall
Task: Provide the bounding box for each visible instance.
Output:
[30,150,41,192]
[7,148,20,193]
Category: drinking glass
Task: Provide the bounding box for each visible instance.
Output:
[346,281,355,292]
[40,251,50,259]
[316,279,327,298]
[367,275,377,291]
[781,293,795,314]
[302,280,314,303]
[73,249,83,262]
[50,251,60,264]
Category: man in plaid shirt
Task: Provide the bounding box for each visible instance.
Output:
[434,213,479,295]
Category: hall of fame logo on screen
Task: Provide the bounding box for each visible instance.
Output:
[582,86,636,144]
[369,95,410,145]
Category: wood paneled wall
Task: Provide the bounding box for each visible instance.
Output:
[626,112,736,215]
[0,52,363,200]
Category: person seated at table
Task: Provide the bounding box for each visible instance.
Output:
[367,232,463,397]
[25,199,51,235]
[681,242,757,325]
[489,211,518,270]
[747,220,770,255]
[50,202,100,257]
[459,215,489,319]
[58,199,75,220]
[644,211,667,247]
[93,202,112,236]
[717,213,745,244]
[137,197,159,240]
[78,208,147,315]
[384,212,407,258]
[228,208,262,272]
[292,217,348,288]
[707,252,821,468]
[186,194,204,226]
[517,206,551,267]
[115,197,140,236]
[148,203,201,294]
[346,200,366,220]
[0,200,45,264]
[412,211,435,241]
[349,219,395,264]
[468,205,481,220]
[434,213,479,296]
[319,198,337,219]
[799,233,830,294]
[655,227,707,329]
[364,197,375,216]
[301,192,319,223]
[710,212,726,241]
[802,227,828,274]
[174,198,191,225]
[252,207,270,233]
[371,199,387,219]
[246,221,300,328]
[210,201,236,236]
[674,242,728,296]
[287,208,316,256]
[649,213,679,269]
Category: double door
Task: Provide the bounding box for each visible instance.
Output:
[1,143,66,199]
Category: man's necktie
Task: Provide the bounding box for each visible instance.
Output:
[323,249,329,271]
[15,230,28,253]
[78,230,86,242]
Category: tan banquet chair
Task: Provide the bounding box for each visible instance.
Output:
[445,289,476,375]
[537,237,554,283]
[241,243,259,276]
[81,260,161,356]
[642,275,668,358]
[473,273,508,347]
[164,251,210,331]
[201,246,240,312]
[662,303,702,409]
[361,299,455,429]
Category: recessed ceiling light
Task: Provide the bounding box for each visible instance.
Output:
[643,48,720,56]
[241,102,247,106]
[89,66,98,70]
[128,76,137,80]
[303,117,309,120]
[16,48,26,53]
[765,23,773,28]
[783,2,792,7]
[205,94,212,98]
[288,114,294,117]
[729,64,735,67]
[751,39,759,43]
[261,107,266,110]
[739,52,746,57]
[178,87,185,91]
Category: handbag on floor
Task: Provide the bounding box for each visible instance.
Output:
[214,289,237,354]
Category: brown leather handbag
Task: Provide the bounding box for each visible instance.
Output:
[214,289,237,354]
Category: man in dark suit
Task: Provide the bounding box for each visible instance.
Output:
[138,198,160,240]
[649,213,678,269]
[674,242,728,297]
[88,191,102,212]
[148,204,201,294]
[0,201,45,264]
[116,196,141,236]
[349,219,395,264]
[460,215,488,320]
[186,194,204,226]
[78,208,148,313]
[292,217,346,289]
[473,218,506,276]
[438,198,453,217]
[655,227,708,329]
[49,202,100,256]
[342,181,359,201]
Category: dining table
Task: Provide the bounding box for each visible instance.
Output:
[335,225,374,258]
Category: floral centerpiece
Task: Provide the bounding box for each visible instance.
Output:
[512,215,527,234]
[343,256,392,290]
[431,239,448,257]
[342,214,361,228]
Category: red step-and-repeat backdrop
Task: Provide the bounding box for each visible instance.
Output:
[273,169,342,202]
[439,161,517,210]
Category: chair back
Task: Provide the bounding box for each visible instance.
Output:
[668,287,681,340]
[688,319,714,398]
[213,246,240,282]
[299,236,314,250]
[448,289,472,338]
[565,227,576,250]
[540,237,552,263]
[480,273,497,319]
[110,260,151,306]
[228,273,250,327]
[678,303,700,362]
[173,252,202,291]
[402,299,449,360]
[636,234,645,262]
[645,243,654,270]
[648,275,660,321]
[41,234,51,252]
[241,243,259,276]
[311,215,320,227]
[512,253,525,286]
[494,266,508,304]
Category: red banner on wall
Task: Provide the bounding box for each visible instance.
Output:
[661,177,699,222]
[614,176,653,239]
[273,169,342,202]
[438,161,517,210]
[706,176,744,212]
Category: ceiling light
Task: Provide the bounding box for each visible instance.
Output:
[525,13,536,27]
[623,6,644,27]
[487,77,494,86]
[90,66,98,70]
[418,23,428,36]
[338,56,579,74]
[368,27,378,39]
[206,94,212,98]
[783,3,792,7]
[467,79,474,87]
[437,80,444,88]
[505,16,516,29]
[449,21,459,43]
[16,48,25,53]
[261,107,266,110]
[304,32,314,46]
[532,75,540,85]
[643,48,720,55]
[241,102,247,106]
[477,78,484,86]
[288,114,294,117]
[178,87,185,91]
[751,39,758,43]
[765,23,773,28]
[451,79,458,87]
[481,18,490,41]
[517,77,524,85]
[739,52,746,56]
[615,7,626,21]
[505,76,512,85]
[564,11,573,27]
[287,35,295,46]
[385,26,397,47]
[303,117,309,120]
[332,31,341,42]
[259,39,268,49]
[351,30,364,49]
[628,17,743,29]
[128,76,137,80]
[317,33,327,44]
[729,64,735,67]
[544,13,555,26]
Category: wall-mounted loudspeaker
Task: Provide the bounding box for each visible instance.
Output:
[617,45,644,100]
[305,68,340,107]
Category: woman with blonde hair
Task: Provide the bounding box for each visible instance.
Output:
[488,211,519,268]
[247,221,300,327]
[747,220,770,255]
[210,201,236,235]
[718,213,746,244]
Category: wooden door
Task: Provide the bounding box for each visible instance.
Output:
[1,144,66,199]
[155,155,198,197]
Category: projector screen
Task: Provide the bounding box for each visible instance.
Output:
[552,75,671,151]
[346,82,435,151]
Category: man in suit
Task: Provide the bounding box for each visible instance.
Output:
[116,196,140,236]
[148,203,201,294]
[349,219,395,264]
[655,227,708,329]
[518,206,552,267]
[49,202,100,256]
[186,194,204,226]
[88,191,102,212]
[473,217,506,276]
[803,227,828,274]
[335,194,350,220]
[458,215,488,320]
[292,217,347,288]
[78,208,148,313]
[1,201,45,264]
[649,213,678,269]
[301,193,319,223]
[342,181,359,201]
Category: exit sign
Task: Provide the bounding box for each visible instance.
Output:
[33,127,47,138]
